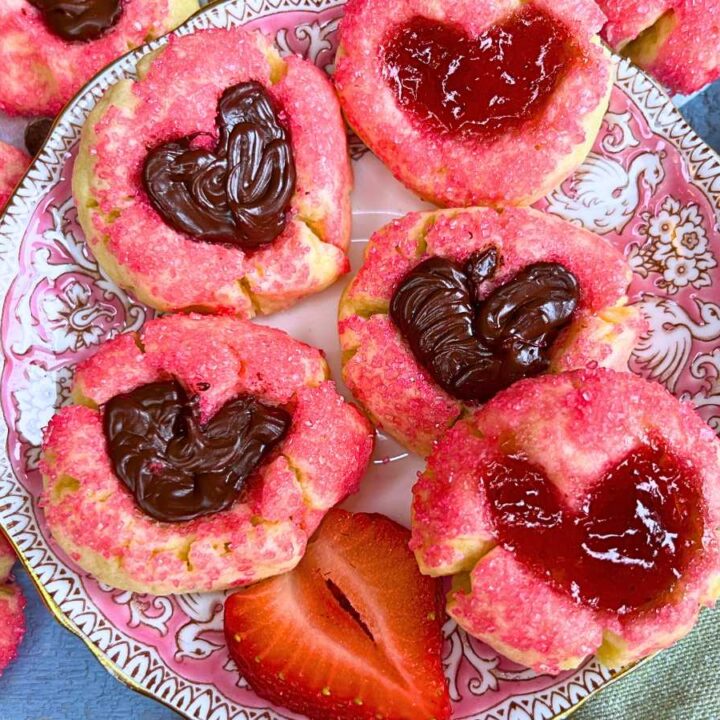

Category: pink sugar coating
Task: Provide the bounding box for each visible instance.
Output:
[240,224,349,309]
[594,0,669,45]
[551,304,648,373]
[41,386,371,591]
[414,368,720,669]
[413,370,703,573]
[243,455,305,524]
[73,331,157,406]
[340,208,637,454]
[335,0,612,206]
[0,583,25,676]
[86,26,350,314]
[41,406,306,591]
[341,212,431,310]
[468,369,720,514]
[528,0,607,36]
[0,141,29,209]
[75,315,329,420]
[424,208,630,309]
[138,314,328,420]
[280,382,374,508]
[42,315,374,591]
[611,545,720,660]
[449,547,605,674]
[271,55,352,252]
[0,536,15,583]
[596,0,720,93]
[0,536,24,676]
[0,0,185,116]
[348,207,632,310]
[411,422,494,572]
[340,314,461,455]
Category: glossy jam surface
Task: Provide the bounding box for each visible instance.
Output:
[382,7,576,141]
[390,250,578,402]
[485,442,704,615]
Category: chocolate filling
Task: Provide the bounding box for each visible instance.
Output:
[390,249,578,402]
[103,379,291,523]
[24,117,54,157]
[142,81,296,249]
[29,0,123,42]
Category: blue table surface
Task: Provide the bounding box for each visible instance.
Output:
[1,83,719,720]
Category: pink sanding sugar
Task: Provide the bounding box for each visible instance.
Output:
[41,315,374,593]
[340,207,639,455]
[335,0,612,206]
[415,368,720,672]
[0,536,24,676]
[0,0,190,116]
[596,0,720,93]
[84,26,350,315]
[0,141,29,209]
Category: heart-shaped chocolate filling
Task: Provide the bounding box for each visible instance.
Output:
[485,441,704,614]
[382,6,576,140]
[103,379,291,523]
[390,249,578,402]
[29,0,122,42]
[142,81,296,249]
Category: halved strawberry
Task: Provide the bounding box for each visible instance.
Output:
[224,509,450,720]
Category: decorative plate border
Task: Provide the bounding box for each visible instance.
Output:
[0,2,718,719]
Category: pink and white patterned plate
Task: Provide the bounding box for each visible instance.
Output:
[0,1,719,718]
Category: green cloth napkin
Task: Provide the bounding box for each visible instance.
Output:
[573,606,720,719]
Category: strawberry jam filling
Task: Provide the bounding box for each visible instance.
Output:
[485,440,704,616]
[381,6,578,141]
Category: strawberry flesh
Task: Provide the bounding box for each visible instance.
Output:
[225,509,450,720]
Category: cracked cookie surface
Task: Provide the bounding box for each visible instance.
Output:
[0,0,199,116]
[73,25,352,317]
[412,368,720,673]
[40,314,374,595]
[339,207,644,456]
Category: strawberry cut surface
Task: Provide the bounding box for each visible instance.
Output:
[224,509,450,720]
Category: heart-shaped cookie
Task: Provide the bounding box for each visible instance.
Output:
[103,379,291,523]
[390,249,578,402]
[485,439,703,615]
[29,0,123,42]
[382,6,576,141]
[143,81,296,249]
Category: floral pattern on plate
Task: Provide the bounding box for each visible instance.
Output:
[0,2,718,719]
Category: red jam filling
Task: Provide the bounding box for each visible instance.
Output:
[484,441,704,615]
[381,6,577,141]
